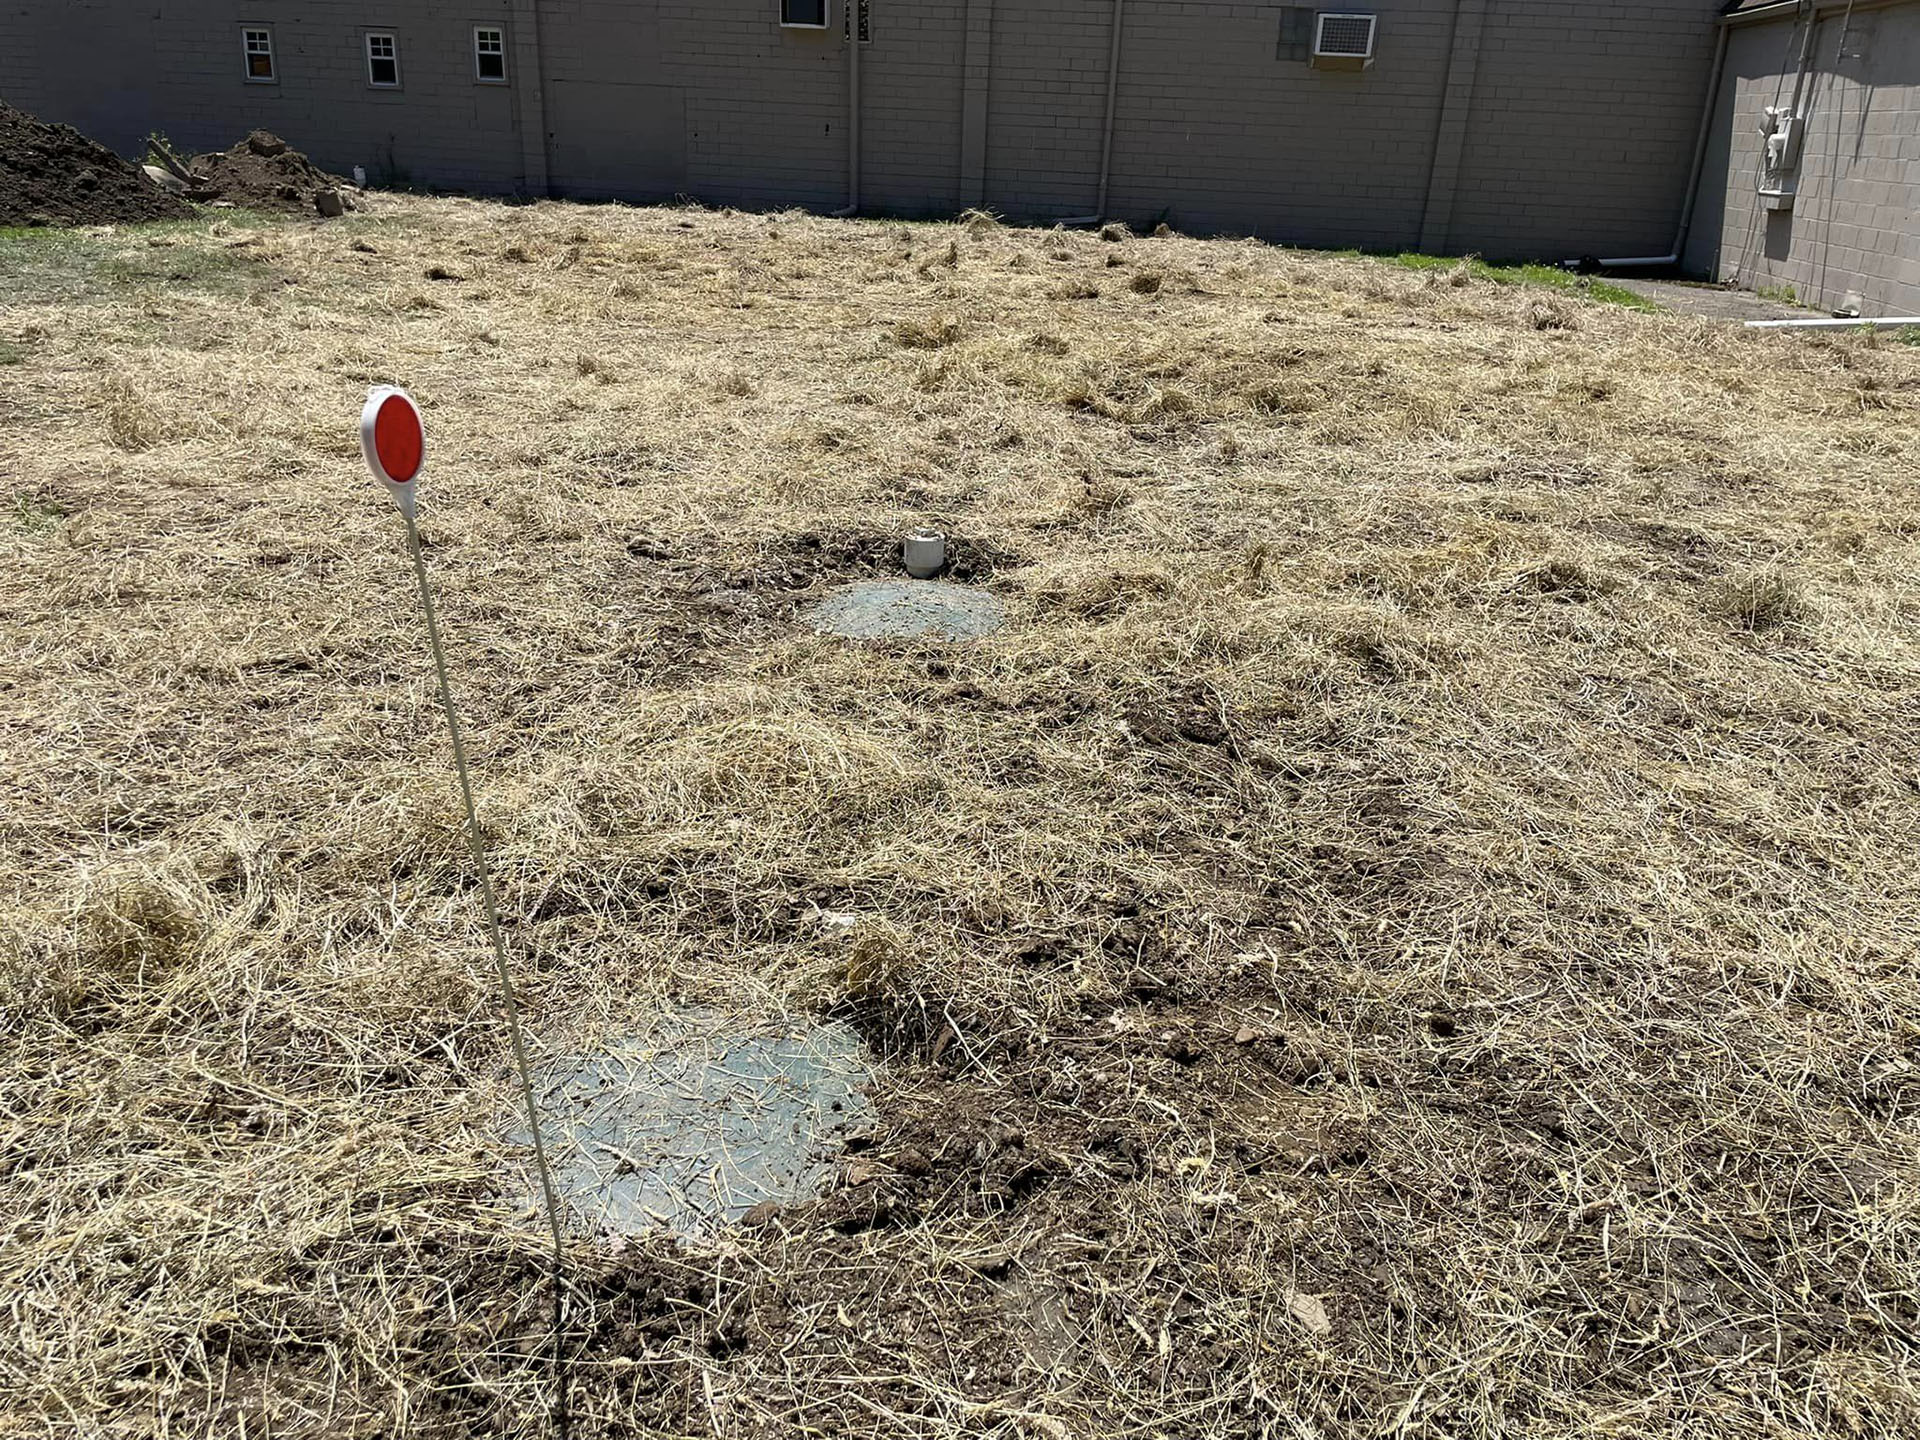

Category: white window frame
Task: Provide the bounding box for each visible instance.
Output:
[473,26,508,83]
[1312,12,1377,61]
[365,31,402,89]
[241,26,276,84]
[779,0,829,30]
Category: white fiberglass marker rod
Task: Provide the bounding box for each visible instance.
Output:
[358,386,571,1440]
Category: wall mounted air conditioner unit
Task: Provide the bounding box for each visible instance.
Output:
[1312,12,1376,70]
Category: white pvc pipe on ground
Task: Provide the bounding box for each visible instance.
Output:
[903,530,946,579]
[1744,316,1920,329]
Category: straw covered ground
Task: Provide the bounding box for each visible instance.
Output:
[3,196,1919,1439]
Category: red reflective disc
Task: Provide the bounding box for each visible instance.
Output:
[373,395,424,484]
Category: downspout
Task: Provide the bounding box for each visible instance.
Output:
[831,6,862,216]
[1666,15,1731,265]
[533,0,553,197]
[509,0,553,197]
[1580,16,1729,270]
[1058,0,1124,226]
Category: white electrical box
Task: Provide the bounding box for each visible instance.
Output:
[1762,108,1806,169]
[1758,106,1805,206]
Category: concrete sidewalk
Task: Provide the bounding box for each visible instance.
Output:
[1609,277,1809,322]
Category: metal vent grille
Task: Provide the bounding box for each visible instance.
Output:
[1315,13,1376,58]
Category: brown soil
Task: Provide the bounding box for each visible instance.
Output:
[0,103,192,227]
[186,131,353,215]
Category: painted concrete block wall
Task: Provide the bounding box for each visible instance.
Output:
[207,0,534,193]
[1447,0,1724,260]
[1100,0,1457,248]
[857,2,969,216]
[0,2,158,155]
[1695,7,1920,316]
[976,0,1719,253]
[981,2,1112,221]
[979,0,1461,240]
[538,3,682,200]
[0,1,536,191]
[0,0,1741,263]
[460,0,853,207]
[656,3,847,209]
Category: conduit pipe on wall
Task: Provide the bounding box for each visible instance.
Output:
[1058,0,1125,226]
[831,6,862,216]
[1583,17,1730,270]
[1783,0,1822,130]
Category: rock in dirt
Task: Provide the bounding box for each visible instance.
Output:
[960,1250,1016,1277]
[314,189,345,218]
[1161,1028,1205,1064]
[0,102,193,227]
[187,131,356,216]
[1284,1288,1333,1337]
[141,164,188,196]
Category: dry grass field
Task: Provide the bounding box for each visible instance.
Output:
[3,196,1919,1439]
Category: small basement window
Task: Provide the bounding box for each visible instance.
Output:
[781,0,828,28]
[1276,9,1314,62]
[241,27,275,83]
[474,27,507,82]
[366,32,401,88]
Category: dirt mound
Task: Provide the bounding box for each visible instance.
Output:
[0,103,193,227]
[186,131,355,216]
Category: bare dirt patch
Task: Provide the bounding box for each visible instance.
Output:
[2,198,1918,1439]
[186,131,354,215]
[0,102,192,227]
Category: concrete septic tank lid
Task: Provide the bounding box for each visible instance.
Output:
[809,579,1006,640]
[506,1011,871,1239]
